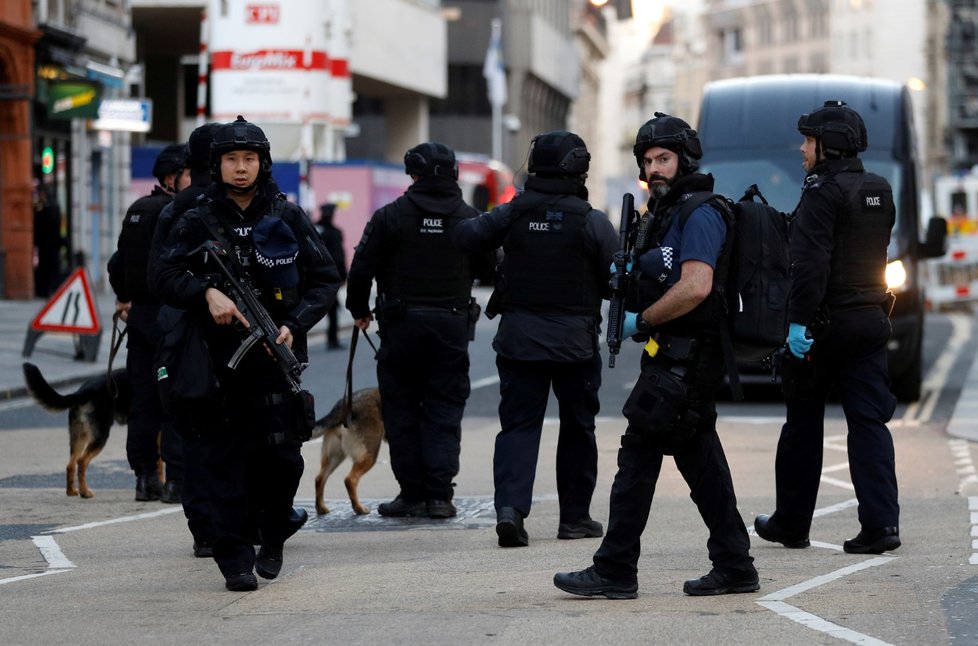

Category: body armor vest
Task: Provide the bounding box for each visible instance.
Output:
[497,191,601,315]
[824,170,894,309]
[647,191,732,335]
[121,188,172,303]
[378,201,473,308]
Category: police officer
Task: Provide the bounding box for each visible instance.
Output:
[108,143,186,503]
[317,203,347,350]
[149,122,221,559]
[453,131,617,547]
[151,116,339,591]
[754,101,900,555]
[554,114,758,598]
[346,142,494,519]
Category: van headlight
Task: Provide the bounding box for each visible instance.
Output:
[886,259,908,291]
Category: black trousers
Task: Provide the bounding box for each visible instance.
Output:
[125,304,183,480]
[190,397,304,578]
[772,306,899,534]
[376,310,471,502]
[592,341,754,584]
[493,354,601,523]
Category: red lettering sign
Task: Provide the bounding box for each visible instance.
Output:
[246,4,280,24]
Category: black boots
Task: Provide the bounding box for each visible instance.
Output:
[134,474,163,502]
[496,507,528,547]
[754,514,810,549]
[553,566,638,600]
[843,527,901,554]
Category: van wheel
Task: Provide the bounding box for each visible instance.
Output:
[890,343,922,403]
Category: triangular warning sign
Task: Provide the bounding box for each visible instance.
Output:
[30,268,101,334]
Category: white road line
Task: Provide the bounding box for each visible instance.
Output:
[32,535,75,569]
[760,556,896,602]
[812,498,859,518]
[47,507,183,534]
[0,570,70,586]
[821,475,855,491]
[0,399,36,412]
[470,375,500,390]
[756,600,893,646]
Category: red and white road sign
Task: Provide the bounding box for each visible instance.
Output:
[30,268,101,334]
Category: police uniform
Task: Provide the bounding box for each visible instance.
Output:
[555,114,757,598]
[151,118,339,587]
[769,157,899,537]
[453,132,617,543]
[346,144,492,516]
[591,171,756,588]
[108,155,183,502]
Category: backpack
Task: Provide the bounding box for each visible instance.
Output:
[677,185,791,400]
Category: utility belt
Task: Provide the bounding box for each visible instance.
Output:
[622,333,713,455]
[236,389,315,445]
[376,295,481,341]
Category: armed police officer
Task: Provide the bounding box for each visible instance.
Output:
[754,101,901,555]
[554,114,757,599]
[453,131,617,548]
[151,116,339,591]
[108,143,186,503]
[149,122,222,559]
[346,142,494,519]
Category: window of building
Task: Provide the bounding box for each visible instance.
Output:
[719,27,744,64]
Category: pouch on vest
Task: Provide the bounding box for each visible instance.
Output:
[622,362,701,454]
[289,389,316,442]
[154,306,219,414]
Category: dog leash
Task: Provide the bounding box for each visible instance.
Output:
[342,326,379,427]
[107,310,128,399]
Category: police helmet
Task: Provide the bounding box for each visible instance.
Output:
[797,100,868,158]
[632,112,702,177]
[527,131,590,178]
[187,122,221,172]
[152,143,187,183]
[403,142,459,179]
[210,116,273,188]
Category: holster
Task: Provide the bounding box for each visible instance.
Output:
[289,389,316,443]
[622,359,700,454]
[467,298,482,341]
[780,351,818,401]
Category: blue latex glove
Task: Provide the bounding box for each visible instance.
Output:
[622,311,639,338]
[787,322,813,359]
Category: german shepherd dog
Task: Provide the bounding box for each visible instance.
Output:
[22,362,132,499]
[312,387,386,516]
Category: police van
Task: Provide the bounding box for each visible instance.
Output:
[697,74,946,401]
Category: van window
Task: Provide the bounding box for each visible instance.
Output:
[702,152,903,259]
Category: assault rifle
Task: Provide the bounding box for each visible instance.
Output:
[197,240,305,394]
[607,193,638,368]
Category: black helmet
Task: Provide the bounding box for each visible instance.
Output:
[527,131,590,177]
[152,143,187,183]
[210,116,273,189]
[797,100,867,158]
[633,112,702,177]
[187,122,221,172]
[403,141,458,179]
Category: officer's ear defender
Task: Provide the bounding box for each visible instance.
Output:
[528,131,590,176]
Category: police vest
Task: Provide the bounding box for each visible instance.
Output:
[647,191,732,335]
[196,195,300,313]
[121,188,172,303]
[378,202,473,308]
[497,191,601,315]
[825,170,894,309]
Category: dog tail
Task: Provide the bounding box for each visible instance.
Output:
[22,362,89,412]
[311,396,347,441]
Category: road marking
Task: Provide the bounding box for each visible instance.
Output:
[0,399,36,412]
[471,375,500,390]
[760,556,896,602]
[903,313,971,425]
[47,507,183,534]
[32,535,75,569]
[756,600,893,645]
[0,570,70,586]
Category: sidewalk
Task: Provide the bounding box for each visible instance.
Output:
[0,288,352,400]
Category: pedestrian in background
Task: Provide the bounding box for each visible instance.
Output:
[152,116,339,591]
[316,202,347,350]
[554,113,757,599]
[453,131,617,548]
[108,143,186,503]
[754,101,900,555]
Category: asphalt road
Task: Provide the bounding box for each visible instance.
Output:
[1,310,977,645]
